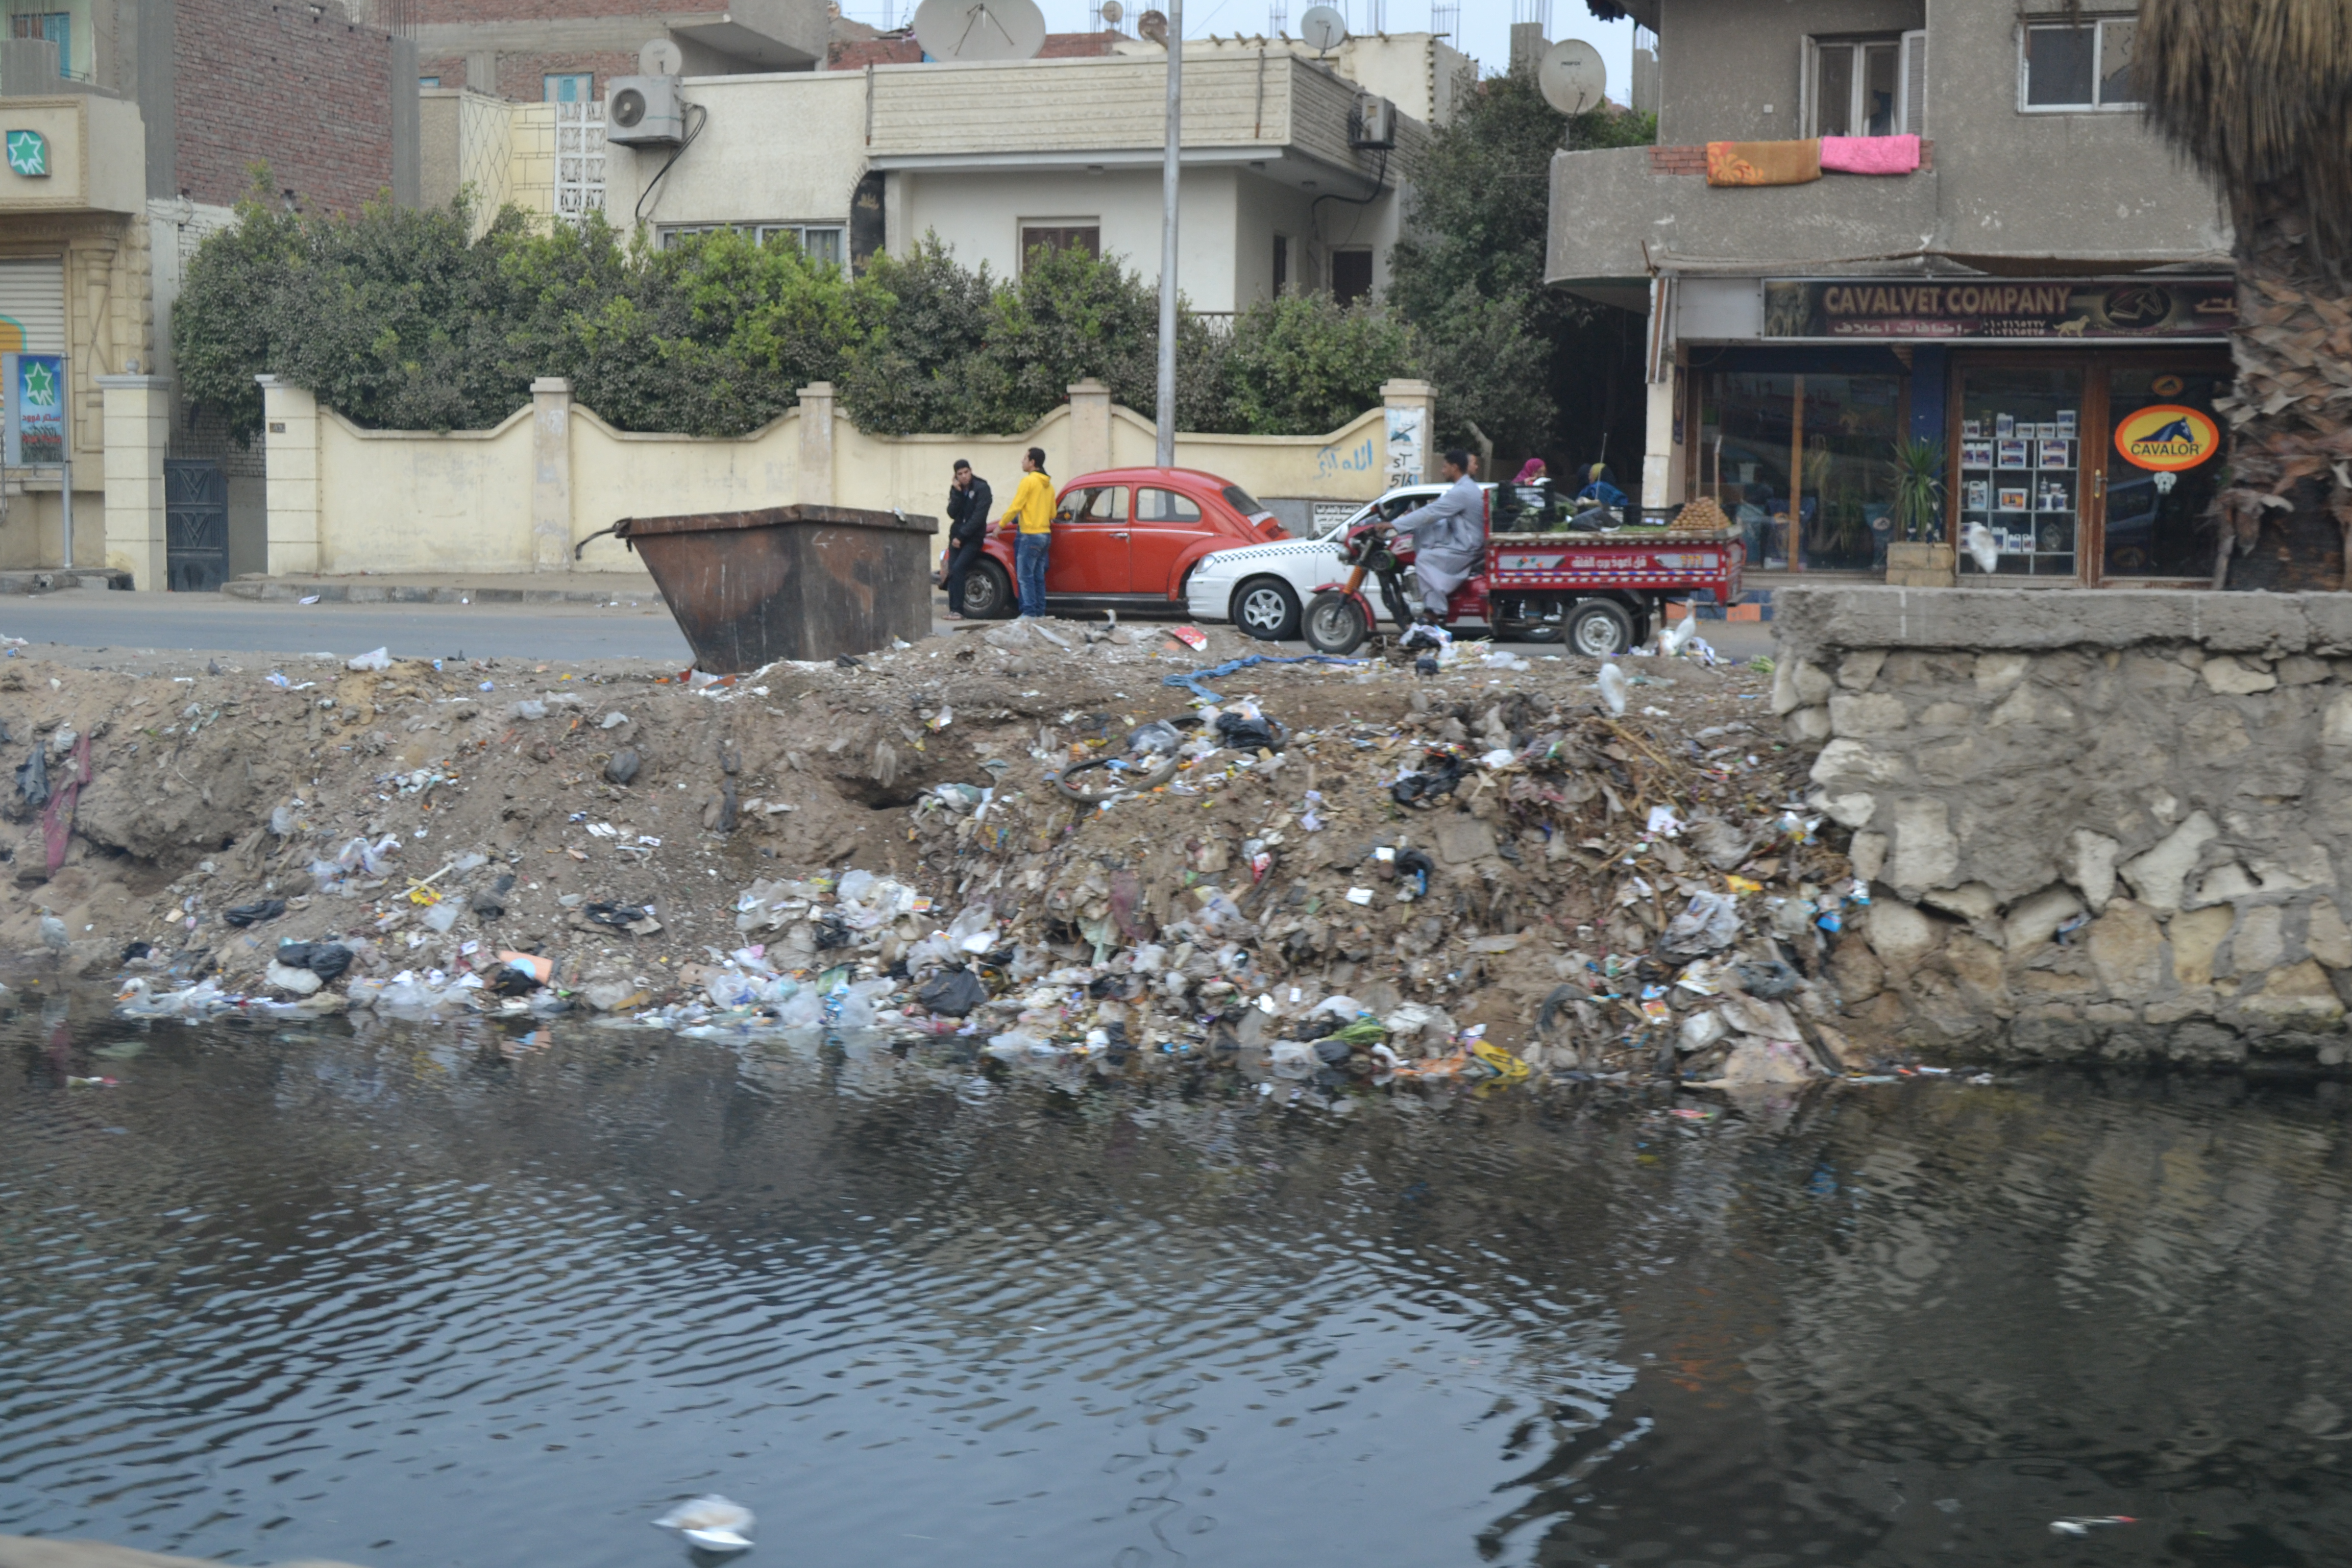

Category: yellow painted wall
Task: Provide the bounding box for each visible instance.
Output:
[316,407,535,573]
[308,397,1395,576]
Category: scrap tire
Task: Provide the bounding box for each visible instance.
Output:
[962,561,1016,619]
[1049,753,1183,805]
[1567,599,1634,657]
[1233,577,1303,641]
[1303,592,1370,655]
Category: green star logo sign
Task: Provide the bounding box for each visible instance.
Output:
[19,358,54,407]
[6,130,47,178]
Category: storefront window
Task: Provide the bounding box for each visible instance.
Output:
[2104,367,2224,578]
[1696,372,1900,572]
[1955,367,2082,578]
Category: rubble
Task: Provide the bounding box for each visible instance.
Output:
[0,615,1951,1102]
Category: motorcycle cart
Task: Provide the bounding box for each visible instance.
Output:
[1302,514,1745,657]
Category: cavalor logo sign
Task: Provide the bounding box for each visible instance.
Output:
[2114,404,2220,472]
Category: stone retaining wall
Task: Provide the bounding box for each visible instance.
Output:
[1774,587,2352,1067]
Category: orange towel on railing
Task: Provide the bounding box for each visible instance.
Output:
[1705,139,1822,186]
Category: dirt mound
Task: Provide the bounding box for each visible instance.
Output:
[8,617,1869,1083]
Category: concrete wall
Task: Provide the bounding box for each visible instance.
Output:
[1775,587,2352,1065]
[1655,0,1921,147]
[1553,0,2231,290]
[608,71,865,236]
[265,379,1410,578]
[1931,0,2229,267]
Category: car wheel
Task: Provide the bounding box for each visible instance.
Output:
[1303,592,1370,655]
[1232,577,1302,641]
[962,561,1015,620]
[1567,599,1634,657]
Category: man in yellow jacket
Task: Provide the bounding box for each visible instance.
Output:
[1001,446,1055,618]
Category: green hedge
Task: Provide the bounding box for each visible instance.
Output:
[175,183,1419,444]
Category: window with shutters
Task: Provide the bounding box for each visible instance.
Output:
[2019,17,2139,111]
[1019,224,1100,271]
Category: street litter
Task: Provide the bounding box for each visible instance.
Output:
[653,1495,756,1554]
[2049,1517,2137,1537]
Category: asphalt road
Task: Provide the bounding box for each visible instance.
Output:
[0,587,1780,668]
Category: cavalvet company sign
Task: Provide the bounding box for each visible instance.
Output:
[1762,278,2236,340]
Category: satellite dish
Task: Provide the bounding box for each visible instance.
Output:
[913,0,1048,61]
[638,37,683,75]
[1099,0,1122,22]
[1538,38,1607,115]
[1298,3,1346,51]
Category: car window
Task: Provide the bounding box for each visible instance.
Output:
[1221,483,1266,517]
[1136,487,1203,524]
[1379,494,1429,522]
[1066,485,1126,523]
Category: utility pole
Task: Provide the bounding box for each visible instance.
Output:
[1155,0,1182,468]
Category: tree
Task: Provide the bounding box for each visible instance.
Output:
[2140,0,2352,588]
[1210,292,1416,435]
[1387,67,1653,477]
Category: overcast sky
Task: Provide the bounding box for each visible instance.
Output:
[870,0,1641,104]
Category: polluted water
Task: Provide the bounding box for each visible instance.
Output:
[4,991,2351,1568]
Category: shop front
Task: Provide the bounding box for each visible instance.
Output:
[1682,276,2235,587]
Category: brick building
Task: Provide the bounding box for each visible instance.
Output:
[0,0,422,585]
[412,0,824,102]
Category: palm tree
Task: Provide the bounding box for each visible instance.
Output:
[2140,0,2352,589]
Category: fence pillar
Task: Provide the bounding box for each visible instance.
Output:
[531,376,573,569]
[1380,377,1436,486]
[257,375,321,575]
[96,373,170,590]
[1067,378,1112,476]
[797,382,836,506]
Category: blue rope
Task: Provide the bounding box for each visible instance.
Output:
[1161,653,1364,701]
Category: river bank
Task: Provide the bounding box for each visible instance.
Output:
[0,615,1900,1086]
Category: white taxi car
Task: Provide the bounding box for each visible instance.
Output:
[1185,483,1496,639]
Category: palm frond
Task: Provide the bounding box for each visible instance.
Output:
[2140,0,2352,264]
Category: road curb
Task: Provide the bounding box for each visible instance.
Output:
[222,582,648,606]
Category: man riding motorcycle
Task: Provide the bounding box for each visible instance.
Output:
[1379,448,1484,622]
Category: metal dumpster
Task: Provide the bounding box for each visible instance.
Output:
[610,504,939,673]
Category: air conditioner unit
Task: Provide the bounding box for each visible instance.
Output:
[1350,92,1394,149]
[606,75,683,147]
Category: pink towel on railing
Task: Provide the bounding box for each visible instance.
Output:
[1819,134,1920,175]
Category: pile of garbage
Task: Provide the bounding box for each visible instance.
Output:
[32,615,1910,1093]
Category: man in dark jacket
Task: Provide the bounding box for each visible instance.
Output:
[942,459,993,619]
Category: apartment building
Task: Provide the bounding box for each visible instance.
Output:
[0,0,419,584]
[1553,0,2231,589]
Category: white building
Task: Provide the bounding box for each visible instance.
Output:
[600,34,1468,311]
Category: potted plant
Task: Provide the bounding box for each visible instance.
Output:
[1885,437,1955,584]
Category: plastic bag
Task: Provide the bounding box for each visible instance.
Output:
[1663,891,1742,956]
[347,647,391,672]
[1128,720,1184,755]
[947,903,996,953]
[1215,712,1280,752]
[421,898,464,934]
[706,969,758,1009]
[916,967,988,1017]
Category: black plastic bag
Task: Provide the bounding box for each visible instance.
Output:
[225,899,286,928]
[584,902,648,928]
[1214,712,1282,752]
[275,941,353,982]
[15,747,46,810]
[916,967,988,1017]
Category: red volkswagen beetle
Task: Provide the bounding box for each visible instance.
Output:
[957,467,1287,618]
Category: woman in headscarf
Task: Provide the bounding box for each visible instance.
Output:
[1572,462,1629,530]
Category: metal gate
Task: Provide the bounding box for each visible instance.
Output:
[164,458,227,591]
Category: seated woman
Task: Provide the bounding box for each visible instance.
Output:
[1571,463,1630,530]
